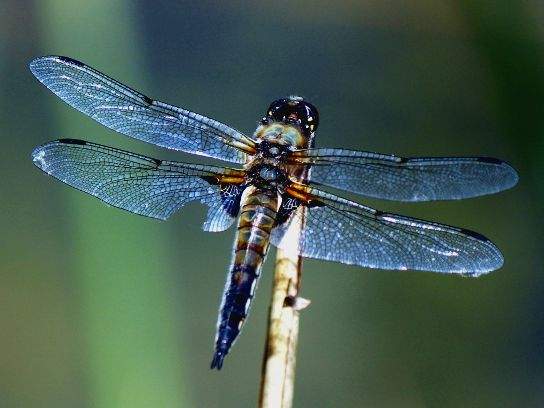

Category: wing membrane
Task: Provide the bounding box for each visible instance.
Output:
[271,185,503,275]
[289,148,518,201]
[29,56,256,164]
[31,139,246,230]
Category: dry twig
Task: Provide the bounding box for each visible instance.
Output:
[259,224,309,407]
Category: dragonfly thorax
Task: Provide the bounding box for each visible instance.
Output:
[259,165,280,181]
[247,163,287,190]
[254,122,309,151]
[257,139,289,159]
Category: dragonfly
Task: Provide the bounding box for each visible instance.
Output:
[30,56,518,370]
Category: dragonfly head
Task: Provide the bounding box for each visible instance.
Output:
[262,96,319,140]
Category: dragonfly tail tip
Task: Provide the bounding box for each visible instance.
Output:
[210,352,225,370]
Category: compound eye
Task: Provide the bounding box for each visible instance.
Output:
[297,102,319,133]
[266,99,290,122]
[264,97,319,134]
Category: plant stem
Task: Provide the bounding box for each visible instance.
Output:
[258,244,306,408]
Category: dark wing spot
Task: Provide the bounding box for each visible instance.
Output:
[459,228,490,242]
[56,56,84,67]
[151,158,162,166]
[275,195,301,226]
[58,138,87,145]
[200,175,220,185]
[142,95,153,106]
[306,198,325,208]
[198,177,244,216]
[477,157,503,165]
[220,184,244,217]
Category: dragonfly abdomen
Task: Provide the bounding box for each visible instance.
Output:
[211,187,279,370]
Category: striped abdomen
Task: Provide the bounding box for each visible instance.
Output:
[211,187,279,369]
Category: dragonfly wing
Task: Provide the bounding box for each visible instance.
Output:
[289,148,518,201]
[29,56,256,164]
[271,185,503,275]
[31,139,246,230]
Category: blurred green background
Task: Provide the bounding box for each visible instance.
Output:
[1,1,542,407]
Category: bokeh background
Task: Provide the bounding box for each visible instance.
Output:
[1,1,543,407]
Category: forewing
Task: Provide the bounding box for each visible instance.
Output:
[289,148,518,201]
[31,139,246,230]
[271,185,503,275]
[29,56,256,164]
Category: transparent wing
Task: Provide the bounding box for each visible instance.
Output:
[288,148,518,201]
[31,139,246,230]
[271,185,503,276]
[29,56,257,164]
